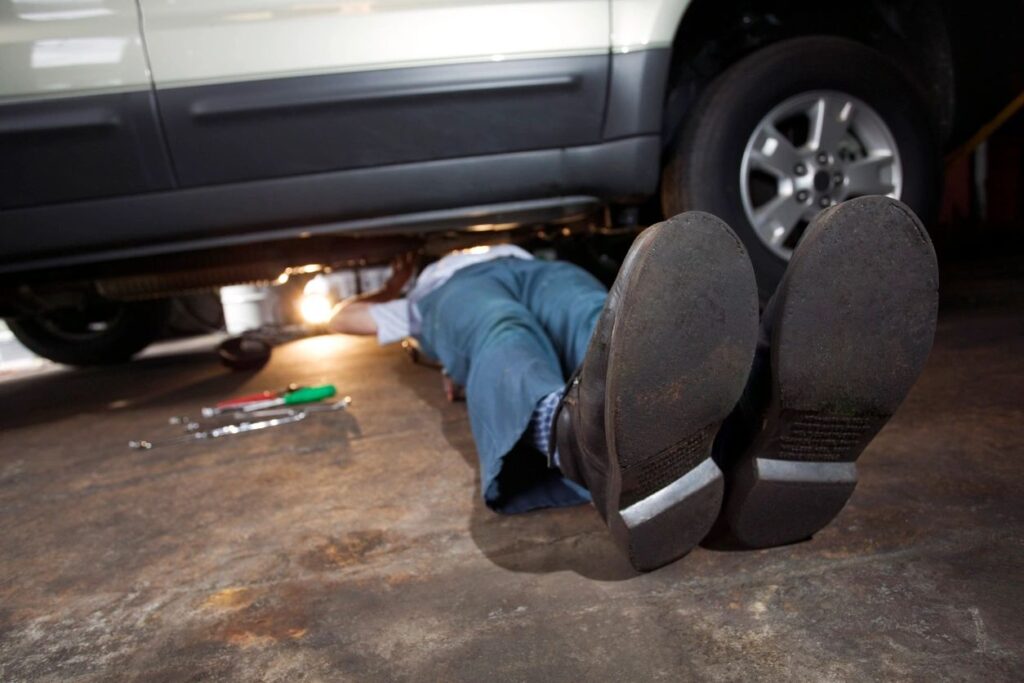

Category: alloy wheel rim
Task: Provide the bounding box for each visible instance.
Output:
[739,90,903,260]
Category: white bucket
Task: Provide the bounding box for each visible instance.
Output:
[219,284,279,335]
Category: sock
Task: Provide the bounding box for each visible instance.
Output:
[529,387,565,467]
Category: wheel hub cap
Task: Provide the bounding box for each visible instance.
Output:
[739,90,904,260]
[813,170,831,192]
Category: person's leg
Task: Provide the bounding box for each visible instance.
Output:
[492,259,608,465]
[509,259,608,376]
[414,260,589,513]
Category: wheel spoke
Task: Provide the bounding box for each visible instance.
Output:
[748,125,801,178]
[845,154,896,195]
[809,95,853,153]
[751,193,804,246]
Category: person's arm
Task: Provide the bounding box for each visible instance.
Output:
[327,300,379,336]
[326,252,417,337]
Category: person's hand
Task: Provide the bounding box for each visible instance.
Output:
[384,251,416,296]
[442,373,466,403]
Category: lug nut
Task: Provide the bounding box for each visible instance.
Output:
[794,163,807,175]
[833,172,844,186]
[796,190,809,202]
[819,196,831,208]
[816,152,830,165]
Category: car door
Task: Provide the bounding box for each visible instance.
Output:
[138,0,612,186]
[0,0,173,209]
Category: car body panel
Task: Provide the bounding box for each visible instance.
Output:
[0,1,173,208]
[0,124,663,273]
[0,0,151,100]
[0,89,174,208]
[611,0,691,52]
[0,0,676,260]
[137,0,611,88]
[155,54,610,186]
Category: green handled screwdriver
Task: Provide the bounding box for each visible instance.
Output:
[239,384,336,412]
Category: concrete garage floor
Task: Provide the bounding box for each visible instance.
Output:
[1,274,1022,681]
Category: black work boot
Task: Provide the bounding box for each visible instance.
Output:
[717,196,940,549]
[552,212,760,571]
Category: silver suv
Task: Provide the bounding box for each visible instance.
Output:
[0,1,1011,364]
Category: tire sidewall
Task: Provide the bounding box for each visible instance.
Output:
[664,37,939,297]
[7,299,170,366]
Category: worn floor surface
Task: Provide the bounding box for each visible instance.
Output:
[1,296,1022,681]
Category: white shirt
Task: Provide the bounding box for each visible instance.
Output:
[368,244,533,345]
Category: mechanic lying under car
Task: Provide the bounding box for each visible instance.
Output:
[325,196,939,571]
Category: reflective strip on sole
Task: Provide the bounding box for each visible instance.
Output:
[755,458,858,484]
[620,458,720,528]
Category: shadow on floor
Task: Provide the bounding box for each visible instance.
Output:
[394,360,638,582]
[0,345,255,432]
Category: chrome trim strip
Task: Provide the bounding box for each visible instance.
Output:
[190,74,580,119]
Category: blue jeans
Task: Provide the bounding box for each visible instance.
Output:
[415,258,608,513]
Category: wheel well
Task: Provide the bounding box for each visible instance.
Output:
[662,0,954,150]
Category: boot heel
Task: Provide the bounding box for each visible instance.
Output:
[723,410,886,548]
[725,456,857,548]
[611,458,724,572]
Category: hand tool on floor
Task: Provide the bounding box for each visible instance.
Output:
[214,383,302,409]
[235,396,351,418]
[284,395,351,414]
[195,396,351,429]
[235,384,337,413]
[192,383,304,419]
[200,384,334,417]
[130,411,309,450]
[172,394,351,431]
[133,396,352,450]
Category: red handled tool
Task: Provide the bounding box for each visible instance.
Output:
[202,383,306,416]
[215,390,277,408]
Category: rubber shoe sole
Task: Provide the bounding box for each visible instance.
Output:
[721,197,939,549]
[604,212,759,571]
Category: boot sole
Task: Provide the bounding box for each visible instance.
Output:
[604,212,760,571]
[722,197,939,549]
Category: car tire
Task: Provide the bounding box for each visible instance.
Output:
[662,36,940,298]
[7,298,171,366]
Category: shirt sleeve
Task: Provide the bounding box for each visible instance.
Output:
[368,299,412,345]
